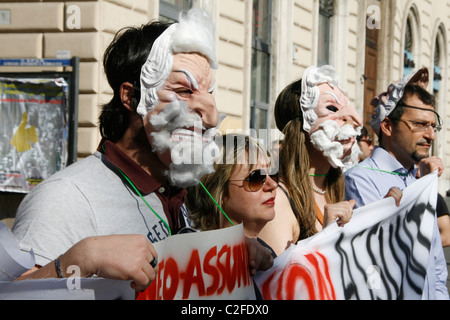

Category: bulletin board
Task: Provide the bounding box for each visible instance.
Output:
[0,58,79,193]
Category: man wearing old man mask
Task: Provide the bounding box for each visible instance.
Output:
[12,8,272,294]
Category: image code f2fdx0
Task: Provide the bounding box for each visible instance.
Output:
[181,304,269,317]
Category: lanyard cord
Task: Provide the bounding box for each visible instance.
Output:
[101,144,172,236]
[199,181,235,226]
[355,165,410,177]
[117,167,172,236]
[101,144,234,232]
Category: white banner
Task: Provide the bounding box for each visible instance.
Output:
[138,224,256,300]
[255,172,439,300]
[0,222,255,300]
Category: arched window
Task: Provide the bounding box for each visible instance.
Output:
[403,6,422,77]
[318,0,334,66]
[433,29,444,94]
[404,17,415,76]
[431,25,446,157]
[159,0,192,23]
[250,0,272,131]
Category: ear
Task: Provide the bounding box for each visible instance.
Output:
[221,191,229,209]
[380,118,394,138]
[120,82,137,112]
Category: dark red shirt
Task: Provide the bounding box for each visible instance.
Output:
[99,140,187,233]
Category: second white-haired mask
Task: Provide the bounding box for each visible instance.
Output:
[300,65,363,169]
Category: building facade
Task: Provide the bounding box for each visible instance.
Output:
[0,0,449,195]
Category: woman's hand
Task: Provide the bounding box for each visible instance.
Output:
[323,200,356,227]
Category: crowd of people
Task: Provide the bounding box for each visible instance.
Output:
[9,8,449,300]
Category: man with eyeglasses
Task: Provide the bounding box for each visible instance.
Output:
[344,68,448,300]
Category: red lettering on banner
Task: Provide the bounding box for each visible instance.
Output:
[216,244,229,295]
[203,246,220,296]
[182,250,206,299]
[163,257,179,300]
[228,243,247,291]
[155,259,163,300]
[260,252,336,300]
[285,265,317,299]
[137,241,252,300]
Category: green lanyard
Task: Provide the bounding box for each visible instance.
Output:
[199,182,235,226]
[102,144,235,232]
[117,167,172,236]
[102,144,172,236]
[355,165,410,177]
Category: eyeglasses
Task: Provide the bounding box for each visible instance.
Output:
[357,137,373,146]
[398,119,442,133]
[229,169,279,192]
[398,105,443,133]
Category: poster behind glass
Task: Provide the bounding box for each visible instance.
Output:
[0,77,69,193]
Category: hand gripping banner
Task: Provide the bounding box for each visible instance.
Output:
[255,172,439,300]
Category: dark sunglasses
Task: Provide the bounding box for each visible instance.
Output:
[229,169,279,192]
[357,137,373,146]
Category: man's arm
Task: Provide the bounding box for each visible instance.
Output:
[437,215,450,247]
[16,234,159,292]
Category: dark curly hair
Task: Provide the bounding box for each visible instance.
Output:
[99,21,171,142]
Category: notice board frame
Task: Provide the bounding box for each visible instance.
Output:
[0,57,79,166]
[0,57,79,198]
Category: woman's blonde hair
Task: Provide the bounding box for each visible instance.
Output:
[275,80,345,240]
[186,133,270,231]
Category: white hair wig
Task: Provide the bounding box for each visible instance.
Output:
[136,8,217,117]
[300,65,343,133]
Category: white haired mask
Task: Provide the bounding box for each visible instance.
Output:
[299,65,362,168]
[300,65,342,133]
[136,8,217,117]
[370,68,429,136]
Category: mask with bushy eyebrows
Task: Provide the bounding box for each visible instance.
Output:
[300,65,362,168]
[135,8,220,187]
[136,8,218,117]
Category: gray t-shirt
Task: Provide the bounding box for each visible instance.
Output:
[13,151,178,267]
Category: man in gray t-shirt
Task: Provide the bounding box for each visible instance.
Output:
[13,144,188,268]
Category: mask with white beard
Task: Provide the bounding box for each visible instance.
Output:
[300,66,362,169]
[135,8,220,187]
[149,100,220,187]
[309,120,361,169]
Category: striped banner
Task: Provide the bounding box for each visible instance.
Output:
[255,172,439,300]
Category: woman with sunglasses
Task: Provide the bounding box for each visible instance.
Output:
[185,133,278,258]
